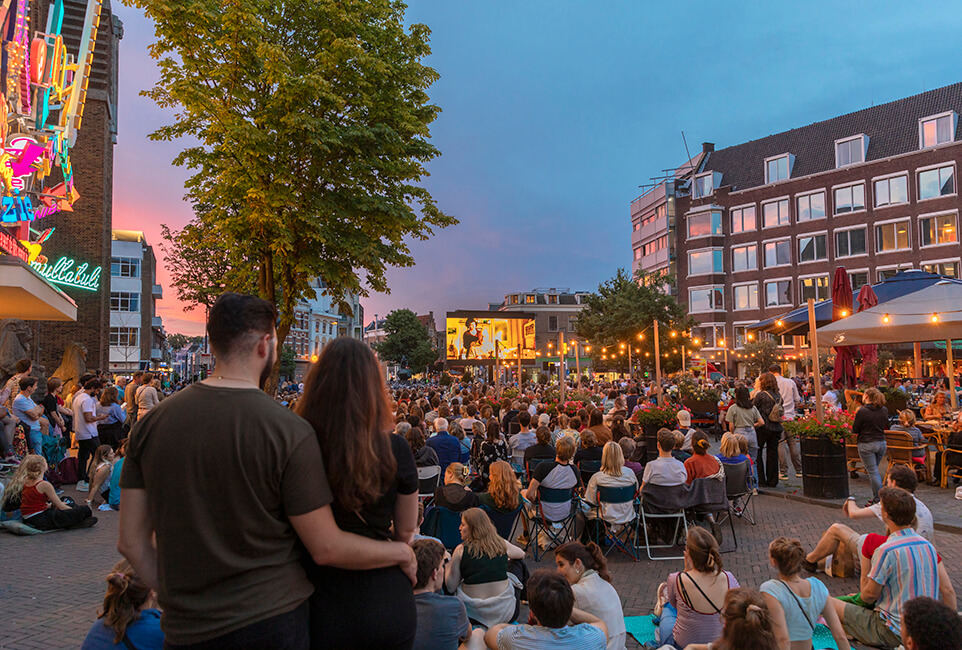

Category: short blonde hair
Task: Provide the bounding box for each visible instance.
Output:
[444,462,466,485]
[899,409,917,426]
[601,441,625,477]
[719,433,740,458]
[556,437,576,462]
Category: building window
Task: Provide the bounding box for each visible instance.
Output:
[109,327,139,347]
[850,271,869,291]
[834,183,865,214]
[920,112,956,148]
[548,316,558,331]
[642,235,668,256]
[548,294,558,304]
[110,292,140,312]
[730,205,756,233]
[568,318,577,332]
[921,261,960,278]
[878,267,911,282]
[835,228,867,258]
[920,213,958,247]
[765,280,792,307]
[692,325,722,348]
[633,222,640,231]
[763,239,791,268]
[733,325,752,348]
[796,192,826,222]
[800,276,830,302]
[510,295,519,304]
[835,135,866,167]
[876,220,911,253]
[689,286,724,313]
[525,295,535,304]
[874,175,908,208]
[798,234,827,263]
[733,283,759,310]
[762,199,790,228]
[732,244,757,272]
[633,247,642,260]
[688,249,723,275]
[693,173,713,198]
[687,211,723,238]
[765,154,792,183]
[918,165,955,200]
[110,257,141,278]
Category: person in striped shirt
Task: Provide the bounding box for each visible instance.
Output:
[831,486,940,648]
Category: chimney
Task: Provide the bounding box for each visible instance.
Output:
[702,142,715,153]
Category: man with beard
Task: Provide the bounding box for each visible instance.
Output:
[119,293,416,649]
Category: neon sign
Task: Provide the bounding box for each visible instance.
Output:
[30,255,101,291]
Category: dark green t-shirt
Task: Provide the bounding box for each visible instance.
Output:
[121,382,332,645]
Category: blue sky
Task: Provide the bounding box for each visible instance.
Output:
[112,1,962,334]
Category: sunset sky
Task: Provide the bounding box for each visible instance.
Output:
[111,1,962,337]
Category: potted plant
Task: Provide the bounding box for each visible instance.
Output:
[880,386,908,413]
[631,403,680,461]
[784,410,855,500]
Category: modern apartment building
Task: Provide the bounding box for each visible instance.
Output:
[658,83,962,374]
[108,231,165,372]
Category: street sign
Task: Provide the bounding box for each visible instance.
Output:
[200,353,213,365]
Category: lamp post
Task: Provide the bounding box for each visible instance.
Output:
[559,331,566,403]
[719,338,728,378]
[653,320,663,406]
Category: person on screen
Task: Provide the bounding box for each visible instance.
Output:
[462,319,484,359]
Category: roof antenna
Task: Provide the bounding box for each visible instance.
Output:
[681,131,693,164]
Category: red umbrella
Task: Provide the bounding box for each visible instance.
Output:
[857,284,880,385]
[831,267,856,389]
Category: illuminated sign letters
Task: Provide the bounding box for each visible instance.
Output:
[30,255,101,291]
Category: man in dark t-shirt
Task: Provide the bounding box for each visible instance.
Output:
[119,293,415,649]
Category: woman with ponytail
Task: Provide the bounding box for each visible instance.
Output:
[760,537,849,650]
[685,588,779,650]
[556,541,626,650]
[684,431,723,485]
[653,527,739,648]
[81,560,163,649]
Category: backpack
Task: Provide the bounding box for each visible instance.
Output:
[58,456,80,485]
[767,392,784,423]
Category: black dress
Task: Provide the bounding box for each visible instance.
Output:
[306,434,418,650]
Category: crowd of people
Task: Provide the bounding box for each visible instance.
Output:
[4,291,962,649]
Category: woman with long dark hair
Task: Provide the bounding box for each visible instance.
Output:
[753,373,783,488]
[724,386,763,463]
[297,338,419,649]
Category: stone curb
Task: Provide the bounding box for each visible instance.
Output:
[756,488,962,536]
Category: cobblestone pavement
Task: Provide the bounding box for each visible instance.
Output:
[2,489,960,649]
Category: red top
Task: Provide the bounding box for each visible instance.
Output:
[684,454,721,484]
[20,482,48,517]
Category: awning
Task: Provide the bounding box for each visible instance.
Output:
[0,256,77,321]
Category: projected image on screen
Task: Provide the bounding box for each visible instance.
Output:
[446,316,535,361]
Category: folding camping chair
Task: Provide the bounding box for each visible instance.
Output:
[577,460,602,486]
[524,457,554,487]
[590,484,640,561]
[721,460,755,525]
[526,486,578,561]
[687,477,737,553]
[421,506,463,550]
[481,504,523,541]
[639,483,689,561]
[417,465,441,507]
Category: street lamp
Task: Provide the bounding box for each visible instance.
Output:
[719,338,729,377]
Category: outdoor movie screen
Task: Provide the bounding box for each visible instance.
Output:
[445,312,536,362]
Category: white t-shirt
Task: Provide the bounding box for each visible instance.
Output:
[775,374,800,419]
[571,571,627,650]
[869,497,934,540]
[73,392,99,441]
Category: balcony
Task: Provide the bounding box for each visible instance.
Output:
[152,283,163,298]
[151,316,162,329]
[150,348,162,360]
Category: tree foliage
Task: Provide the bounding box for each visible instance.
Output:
[742,338,779,376]
[279,344,296,380]
[376,309,437,372]
[167,333,205,349]
[575,269,695,374]
[130,0,456,390]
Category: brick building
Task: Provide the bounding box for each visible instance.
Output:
[641,83,962,375]
[108,231,165,372]
[32,0,123,373]
[495,287,592,370]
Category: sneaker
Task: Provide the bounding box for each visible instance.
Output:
[779,472,789,481]
[802,558,819,573]
[515,534,529,546]
[864,498,879,508]
[76,481,89,492]
[2,453,19,465]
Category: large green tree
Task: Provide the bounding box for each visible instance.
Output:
[376,309,437,372]
[131,0,456,390]
[575,269,695,374]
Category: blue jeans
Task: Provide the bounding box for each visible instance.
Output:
[733,426,759,463]
[858,440,887,500]
[27,429,42,457]
[655,602,679,648]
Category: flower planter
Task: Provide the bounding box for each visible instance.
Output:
[800,435,849,500]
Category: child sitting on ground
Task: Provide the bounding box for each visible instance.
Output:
[0,454,96,530]
[81,559,163,649]
[411,538,482,650]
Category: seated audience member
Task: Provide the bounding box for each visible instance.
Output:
[924,391,948,420]
[804,465,935,573]
[653,527,739,649]
[450,421,472,463]
[933,422,962,485]
[0,455,96,530]
[555,542,626,650]
[890,409,927,466]
[676,410,696,452]
[81,560,163,650]
[562,416,583,447]
[759,537,849,650]
[618,438,643,478]
[485,569,607,649]
[584,442,638,529]
[479,460,521,514]
[684,431,723,485]
[508,411,535,466]
[429,418,463,472]
[523,426,556,470]
[609,415,630,443]
[901,596,962,650]
[670,430,692,463]
[573,430,604,466]
[445,508,525,629]
[86,445,116,509]
[411,538,478,650]
[469,420,487,467]
[641,429,687,490]
[12,377,48,455]
[830,487,941,648]
[108,441,126,511]
[521,437,581,549]
[586,409,612,446]
[395,420,412,437]
[407,426,440,468]
[435,463,480,512]
[476,421,510,488]
[683,588,779,650]
[716,433,749,465]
